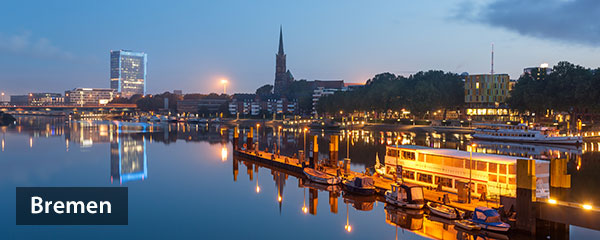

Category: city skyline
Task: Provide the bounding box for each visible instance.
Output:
[1,0,600,96]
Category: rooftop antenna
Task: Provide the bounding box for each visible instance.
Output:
[491,43,494,76]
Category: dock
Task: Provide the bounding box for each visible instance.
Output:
[233,140,498,213]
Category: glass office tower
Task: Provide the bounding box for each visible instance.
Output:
[110,50,147,98]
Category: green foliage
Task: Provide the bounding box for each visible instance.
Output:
[507,61,600,114]
[256,84,273,99]
[316,71,464,117]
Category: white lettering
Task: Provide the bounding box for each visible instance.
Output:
[99,201,111,214]
[44,201,53,214]
[31,196,43,214]
[66,201,85,214]
[53,201,64,214]
[86,201,97,214]
[27,197,112,214]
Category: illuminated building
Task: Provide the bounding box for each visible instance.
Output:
[65,88,117,106]
[9,93,64,106]
[110,49,147,98]
[523,63,552,81]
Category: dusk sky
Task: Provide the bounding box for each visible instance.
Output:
[1,0,599,95]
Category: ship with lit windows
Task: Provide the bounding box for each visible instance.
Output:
[472,123,581,145]
[375,145,550,199]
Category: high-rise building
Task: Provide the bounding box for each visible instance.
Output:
[274,26,293,95]
[523,63,552,81]
[110,50,147,98]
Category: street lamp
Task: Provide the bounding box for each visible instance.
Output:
[221,79,228,94]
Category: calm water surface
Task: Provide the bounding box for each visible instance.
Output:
[1,116,599,239]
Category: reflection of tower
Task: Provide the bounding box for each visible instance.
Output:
[273,170,286,214]
[329,191,339,214]
[309,188,318,215]
[246,163,253,181]
[233,158,239,182]
[110,134,148,184]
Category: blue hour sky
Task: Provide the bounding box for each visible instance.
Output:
[1,0,599,95]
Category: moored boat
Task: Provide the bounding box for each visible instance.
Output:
[303,168,341,185]
[385,183,425,209]
[342,176,376,195]
[472,123,581,145]
[471,207,510,232]
[426,201,461,219]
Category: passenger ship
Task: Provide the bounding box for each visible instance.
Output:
[472,123,581,145]
[377,145,549,199]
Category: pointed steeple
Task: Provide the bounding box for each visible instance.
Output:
[278,25,284,55]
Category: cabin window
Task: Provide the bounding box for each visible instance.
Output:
[402,151,415,160]
[508,164,516,175]
[402,170,415,180]
[426,155,443,165]
[445,158,464,168]
[499,176,507,183]
[489,174,497,182]
[465,160,473,169]
[435,176,453,188]
[499,164,507,174]
[477,184,487,194]
[509,177,516,184]
[488,163,497,173]
[387,149,399,157]
[411,187,424,201]
[417,173,433,183]
[476,161,487,171]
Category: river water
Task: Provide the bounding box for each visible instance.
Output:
[1,116,598,239]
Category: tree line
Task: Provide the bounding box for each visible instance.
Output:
[316,71,464,118]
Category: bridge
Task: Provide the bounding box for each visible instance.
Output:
[0,104,137,115]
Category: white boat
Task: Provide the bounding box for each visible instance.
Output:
[384,183,425,209]
[472,123,581,145]
[303,168,341,185]
[426,201,460,219]
[472,207,510,232]
[381,145,550,199]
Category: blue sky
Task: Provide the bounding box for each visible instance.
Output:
[1,0,599,95]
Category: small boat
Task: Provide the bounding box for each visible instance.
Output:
[342,176,376,195]
[472,123,581,145]
[471,207,510,232]
[385,183,425,209]
[303,168,341,185]
[374,154,394,179]
[454,219,481,231]
[426,201,460,219]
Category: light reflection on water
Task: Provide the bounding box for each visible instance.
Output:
[0,116,599,239]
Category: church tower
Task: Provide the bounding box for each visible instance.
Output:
[274,26,292,95]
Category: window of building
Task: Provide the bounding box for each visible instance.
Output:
[499,164,507,174]
[489,163,497,173]
[489,174,497,182]
[417,173,433,183]
[402,151,415,160]
[402,170,415,180]
[435,176,453,188]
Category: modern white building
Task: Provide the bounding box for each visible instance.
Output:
[65,88,117,106]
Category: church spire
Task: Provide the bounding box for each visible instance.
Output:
[278,25,284,55]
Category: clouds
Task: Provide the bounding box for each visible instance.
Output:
[456,0,600,46]
[0,31,74,60]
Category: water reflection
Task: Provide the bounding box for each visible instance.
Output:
[4,116,600,239]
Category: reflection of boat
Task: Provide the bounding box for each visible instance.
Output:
[472,207,510,232]
[454,219,481,231]
[426,201,461,219]
[303,168,341,185]
[473,123,581,145]
[384,204,424,230]
[342,176,376,195]
[302,179,341,193]
[149,115,160,122]
[472,140,581,159]
[385,183,425,209]
[342,192,376,211]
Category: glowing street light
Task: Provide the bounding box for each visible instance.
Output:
[583,204,593,210]
[220,79,228,94]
